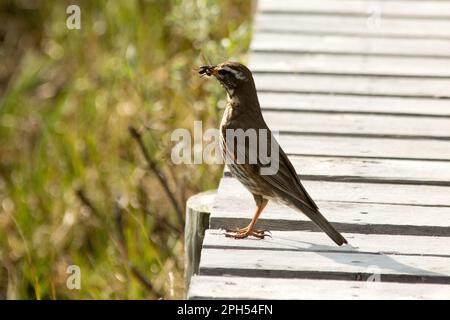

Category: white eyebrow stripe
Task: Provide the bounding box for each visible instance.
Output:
[222,66,247,81]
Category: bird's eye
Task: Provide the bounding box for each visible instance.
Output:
[218,69,228,76]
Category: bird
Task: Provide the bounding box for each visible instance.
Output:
[199,61,347,246]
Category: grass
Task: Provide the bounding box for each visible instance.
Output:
[0,0,253,299]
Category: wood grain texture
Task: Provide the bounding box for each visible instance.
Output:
[252,33,450,58]
[216,177,450,207]
[250,53,450,77]
[184,191,215,290]
[223,155,450,185]
[287,155,450,186]
[258,0,450,19]
[255,13,450,39]
[253,73,450,98]
[257,92,450,116]
[199,248,450,283]
[202,230,450,257]
[210,178,450,236]
[189,276,450,299]
[262,111,450,139]
[277,134,450,160]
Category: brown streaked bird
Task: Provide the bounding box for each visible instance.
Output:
[200,61,347,246]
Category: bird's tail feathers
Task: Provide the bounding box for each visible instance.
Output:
[294,201,347,246]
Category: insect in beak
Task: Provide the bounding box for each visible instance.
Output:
[198,65,218,77]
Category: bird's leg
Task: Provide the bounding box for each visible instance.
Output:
[225,199,269,239]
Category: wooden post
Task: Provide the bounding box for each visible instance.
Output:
[184,190,216,294]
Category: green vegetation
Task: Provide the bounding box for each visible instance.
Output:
[0,0,252,299]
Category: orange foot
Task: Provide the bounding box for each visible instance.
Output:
[225,226,271,239]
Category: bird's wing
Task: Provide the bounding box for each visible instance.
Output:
[275,146,319,209]
[259,137,319,210]
[226,128,318,210]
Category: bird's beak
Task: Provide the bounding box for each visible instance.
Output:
[210,66,219,77]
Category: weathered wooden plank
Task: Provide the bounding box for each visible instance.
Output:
[278,134,450,160]
[255,13,450,39]
[257,92,450,117]
[189,276,450,299]
[258,0,450,19]
[199,248,450,283]
[216,177,450,207]
[261,111,450,139]
[250,53,450,77]
[202,230,450,257]
[211,201,450,237]
[288,156,450,186]
[252,33,450,58]
[223,155,450,185]
[253,73,450,98]
[211,178,450,236]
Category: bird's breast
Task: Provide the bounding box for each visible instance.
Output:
[220,103,240,132]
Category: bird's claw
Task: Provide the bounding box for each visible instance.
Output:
[224,227,272,239]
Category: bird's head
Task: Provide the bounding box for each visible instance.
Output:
[198,61,254,97]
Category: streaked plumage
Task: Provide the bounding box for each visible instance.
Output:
[200,61,347,246]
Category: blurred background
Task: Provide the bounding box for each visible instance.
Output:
[0,0,253,299]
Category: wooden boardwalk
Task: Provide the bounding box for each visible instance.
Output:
[187,0,450,299]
